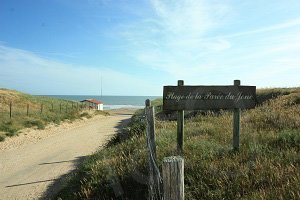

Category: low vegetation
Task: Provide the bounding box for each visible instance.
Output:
[58,88,300,199]
[0,89,108,141]
[54,88,299,199]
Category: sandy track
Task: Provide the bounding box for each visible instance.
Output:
[0,109,136,200]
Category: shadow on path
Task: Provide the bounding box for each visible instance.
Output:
[39,156,86,200]
[6,179,57,188]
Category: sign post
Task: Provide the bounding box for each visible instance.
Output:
[177,80,184,154]
[233,80,241,150]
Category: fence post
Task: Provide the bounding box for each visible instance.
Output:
[27,104,29,116]
[60,103,62,113]
[41,104,43,114]
[233,80,241,151]
[177,80,184,154]
[145,99,162,200]
[162,156,184,200]
[9,102,12,119]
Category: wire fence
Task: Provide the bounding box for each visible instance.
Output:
[0,101,90,120]
[145,100,163,200]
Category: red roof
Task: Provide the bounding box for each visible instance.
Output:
[81,99,103,104]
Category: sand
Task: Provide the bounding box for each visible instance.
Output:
[0,108,137,200]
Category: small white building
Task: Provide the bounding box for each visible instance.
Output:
[80,99,104,111]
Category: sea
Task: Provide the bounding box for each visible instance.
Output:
[42,95,161,110]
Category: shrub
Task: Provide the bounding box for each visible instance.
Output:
[0,121,20,136]
[95,110,110,116]
[80,112,91,118]
[0,135,5,141]
[24,119,45,130]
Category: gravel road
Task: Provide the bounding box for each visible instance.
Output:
[0,109,136,200]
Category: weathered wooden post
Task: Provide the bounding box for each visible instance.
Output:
[162,156,184,200]
[27,104,29,116]
[233,80,241,151]
[9,102,12,119]
[40,104,43,114]
[177,80,184,154]
[145,99,163,199]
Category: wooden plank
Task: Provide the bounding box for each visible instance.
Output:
[162,156,184,200]
[163,85,256,111]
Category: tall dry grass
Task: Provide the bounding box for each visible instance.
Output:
[56,88,300,200]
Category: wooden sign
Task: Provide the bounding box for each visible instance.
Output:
[163,85,256,111]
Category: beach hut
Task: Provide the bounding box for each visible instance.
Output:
[80,99,104,111]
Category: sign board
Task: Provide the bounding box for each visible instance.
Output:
[163,85,256,111]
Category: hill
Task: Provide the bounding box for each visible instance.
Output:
[54,88,299,199]
[0,89,106,141]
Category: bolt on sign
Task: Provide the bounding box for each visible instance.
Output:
[163,85,256,111]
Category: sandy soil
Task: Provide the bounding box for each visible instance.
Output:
[0,108,137,200]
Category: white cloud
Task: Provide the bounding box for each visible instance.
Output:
[222,17,300,38]
[114,0,300,87]
[117,0,232,78]
[0,45,158,95]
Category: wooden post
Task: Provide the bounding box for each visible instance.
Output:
[60,103,62,113]
[40,104,43,114]
[145,99,157,158]
[27,104,29,116]
[177,80,184,154]
[9,102,12,119]
[145,99,157,200]
[162,156,184,200]
[233,80,241,151]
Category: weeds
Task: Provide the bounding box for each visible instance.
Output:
[56,88,300,199]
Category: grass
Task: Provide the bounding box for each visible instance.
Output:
[0,89,108,141]
[54,88,299,199]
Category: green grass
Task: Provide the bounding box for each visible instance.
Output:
[0,89,108,141]
[56,88,300,199]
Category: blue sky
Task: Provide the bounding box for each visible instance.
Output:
[0,0,299,95]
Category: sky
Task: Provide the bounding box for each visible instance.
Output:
[0,0,300,95]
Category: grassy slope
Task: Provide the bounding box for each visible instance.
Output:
[57,88,300,200]
[0,89,108,141]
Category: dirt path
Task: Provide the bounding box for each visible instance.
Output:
[0,109,136,200]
